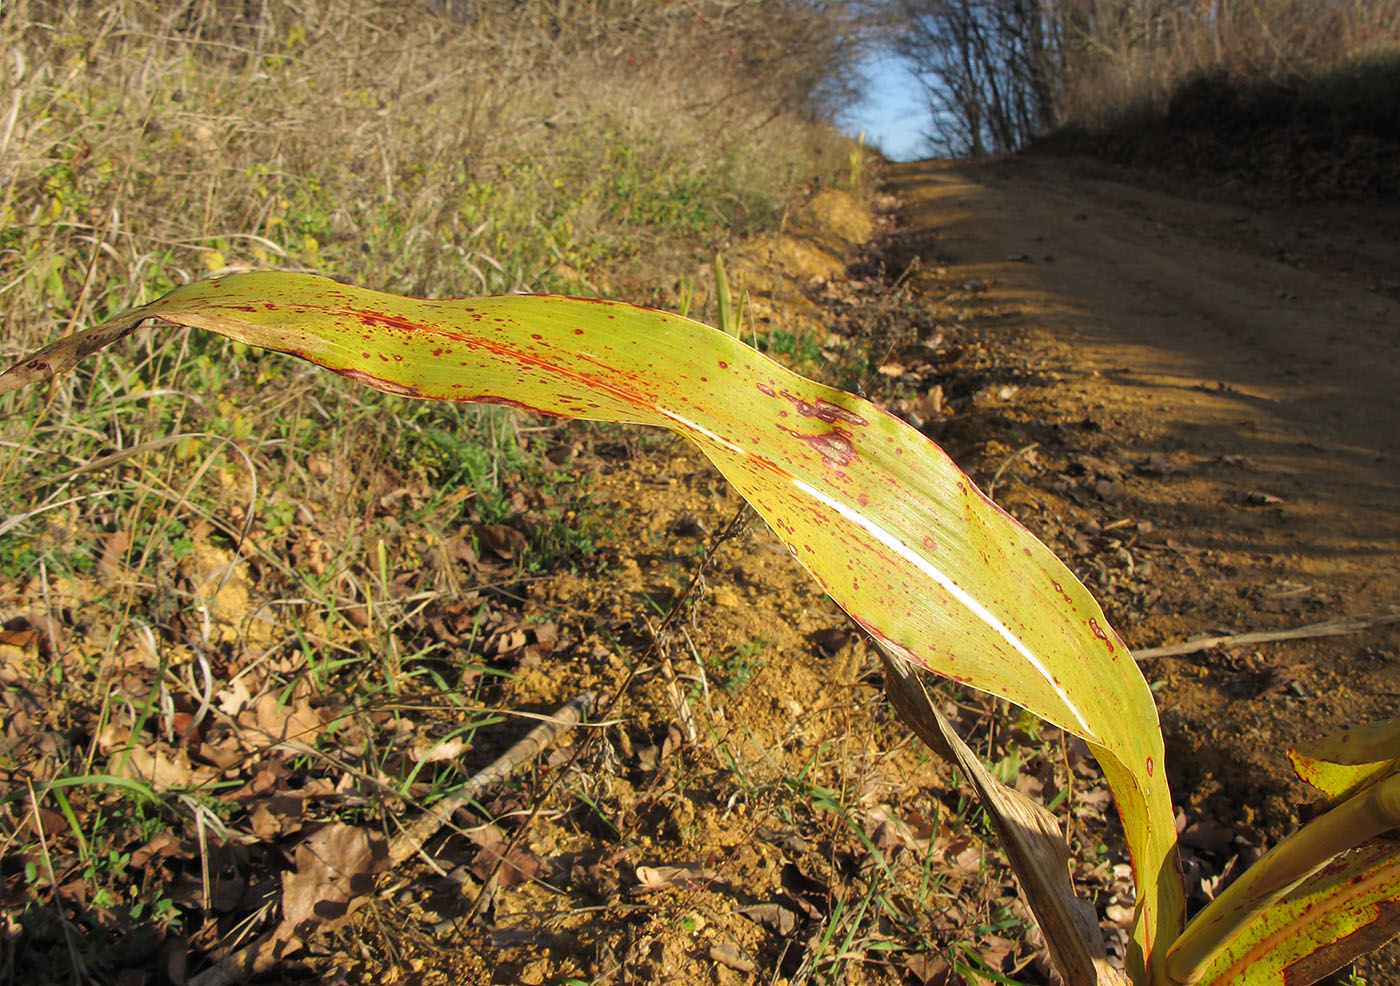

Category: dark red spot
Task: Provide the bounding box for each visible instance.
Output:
[1146,757,1154,777]
[922,536,936,550]
[1088,618,1115,652]
[719,360,729,369]
[531,334,543,340]
[756,382,774,397]
[573,329,584,335]
[432,348,443,356]
[263,302,276,310]
[857,493,868,506]
[361,352,370,359]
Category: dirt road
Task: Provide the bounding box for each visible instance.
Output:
[885,154,1400,971]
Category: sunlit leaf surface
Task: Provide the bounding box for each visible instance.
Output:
[1193,843,1400,986]
[0,271,1186,976]
[1289,718,1400,806]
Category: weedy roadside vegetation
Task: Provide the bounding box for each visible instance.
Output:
[0,0,880,981]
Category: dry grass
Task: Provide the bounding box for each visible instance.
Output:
[1057,0,1400,128]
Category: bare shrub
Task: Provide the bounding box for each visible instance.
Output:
[1058,0,1400,128]
[894,0,1400,154]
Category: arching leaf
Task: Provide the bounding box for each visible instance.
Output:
[0,271,1185,977]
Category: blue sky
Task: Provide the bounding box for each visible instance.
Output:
[843,54,928,161]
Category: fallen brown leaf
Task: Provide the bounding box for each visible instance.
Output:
[708,943,755,973]
[633,862,718,893]
[281,823,386,937]
[737,902,798,936]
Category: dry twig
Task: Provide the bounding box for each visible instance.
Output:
[1133,614,1400,659]
[387,691,595,866]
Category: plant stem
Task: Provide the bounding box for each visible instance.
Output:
[1164,773,1400,984]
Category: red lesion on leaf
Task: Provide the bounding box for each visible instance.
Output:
[779,391,868,427]
[452,394,553,414]
[783,427,856,469]
[1088,618,1115,652]
[744,454,795,481]
[346,308,426,334]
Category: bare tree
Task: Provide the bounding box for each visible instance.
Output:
[894,0,1059,156]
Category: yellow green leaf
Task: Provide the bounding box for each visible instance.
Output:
[0,271,1185,977]
[1289,717,1400,806]
[1167,773,1400,984]
[1190,842,1400,986]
